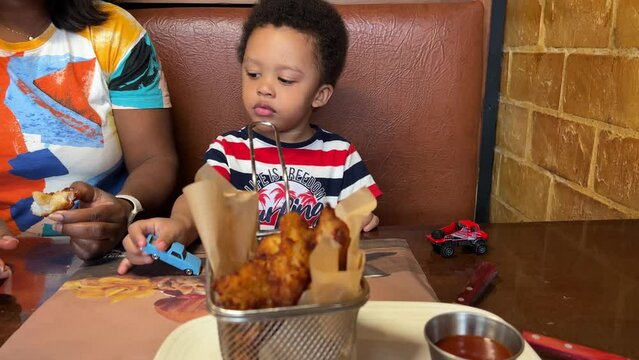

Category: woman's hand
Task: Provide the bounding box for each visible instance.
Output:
[47,181,132,260]
[117,217,190,275]
[0,240,18,279]
[1,221,19,280]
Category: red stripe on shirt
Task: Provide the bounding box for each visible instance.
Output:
[212,165,230,181]
[216,138,355,167]
[368,183,383,198]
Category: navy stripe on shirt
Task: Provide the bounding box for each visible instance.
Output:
[342,160,372,189]
[219,125,350,148]
[205,147,228,165]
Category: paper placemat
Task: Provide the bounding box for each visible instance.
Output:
[0,238,437,359]
[362,238,438,302]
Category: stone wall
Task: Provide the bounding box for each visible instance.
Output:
[493,0,639,222]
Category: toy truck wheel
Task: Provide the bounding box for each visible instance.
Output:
[151,254,159,260]
[431,230,445,239]
[184,268,193,276]
[440,245,455,257]
[474,240,487,255]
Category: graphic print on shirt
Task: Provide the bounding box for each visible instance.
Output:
[7,54,103,146]
[109,36,160,92]
[247,167,327,228]
[1,53,103,233]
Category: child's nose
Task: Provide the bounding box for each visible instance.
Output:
[257,79,274,97]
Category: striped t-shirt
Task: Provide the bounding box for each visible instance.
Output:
[205,126,382,229]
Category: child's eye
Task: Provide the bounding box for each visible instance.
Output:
[246,71,260,79]
[278,77,295,85]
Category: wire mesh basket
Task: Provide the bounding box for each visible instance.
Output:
[206,262,369,360]
[205,121,368,359]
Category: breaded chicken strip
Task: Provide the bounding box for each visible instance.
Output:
[31,187,77,217]
[314,206,351,270]
[214,207,350,310]
[214,212,315,309]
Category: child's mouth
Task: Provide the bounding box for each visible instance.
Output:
[254,104,275,117]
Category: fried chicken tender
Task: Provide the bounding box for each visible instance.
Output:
[254,234,281,257]
[31,187,77,217]
[214,207,351,310]
[315,206,351,270]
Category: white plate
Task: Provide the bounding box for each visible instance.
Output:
[154,301,540,359]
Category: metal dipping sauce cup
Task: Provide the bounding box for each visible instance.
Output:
[424,312,525,360]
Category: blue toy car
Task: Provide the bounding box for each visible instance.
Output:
[143,234,202,276]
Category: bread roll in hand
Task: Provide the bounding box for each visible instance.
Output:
[31,188,77,217]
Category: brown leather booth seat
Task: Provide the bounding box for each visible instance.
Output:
[130,2,484,226]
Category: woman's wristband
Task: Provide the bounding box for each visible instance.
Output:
[115,194,144,225]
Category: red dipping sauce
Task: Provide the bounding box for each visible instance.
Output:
[436,335,513,360]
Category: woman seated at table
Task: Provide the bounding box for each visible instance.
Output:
[0,0,178,265]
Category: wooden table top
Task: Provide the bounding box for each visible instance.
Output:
[363,219,639,359]
[2,219,637,358]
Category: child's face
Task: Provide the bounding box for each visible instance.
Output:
[242,25,333,142]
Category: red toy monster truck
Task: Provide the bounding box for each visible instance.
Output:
[427,220,488,257]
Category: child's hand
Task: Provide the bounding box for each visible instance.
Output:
[362,213,379,232]
[117,218,187,275]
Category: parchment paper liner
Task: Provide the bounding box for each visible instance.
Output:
[183,165,377,305]
[183,165,258,279]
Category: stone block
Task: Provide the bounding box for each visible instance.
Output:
[490,195,526,223]
[531,112,595,186]
[498,155,551,220]
[510,52,563,109]
[504,0,542,47]
[563,54,639,131]
[497,102,529,156]
[492,150,502,196]
[615,0,639,48]
[594,131,639,210]
[501,52,509,96]
[548,181,625,220]
[544,0,612,48]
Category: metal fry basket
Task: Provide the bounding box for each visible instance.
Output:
[206,121,369,360]
[206,264,369,360]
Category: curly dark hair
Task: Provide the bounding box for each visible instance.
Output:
[237,0,348,86]
[47,0,109,32]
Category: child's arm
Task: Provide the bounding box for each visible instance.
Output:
[362,212,380,232]
[117,194,198,274]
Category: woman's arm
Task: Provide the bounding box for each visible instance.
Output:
[51,108,178,260]
[114,107,178,213]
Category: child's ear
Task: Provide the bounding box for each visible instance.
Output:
[312,84,334,108]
